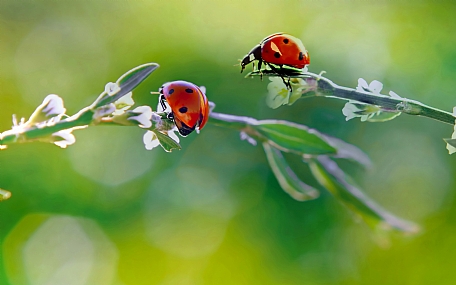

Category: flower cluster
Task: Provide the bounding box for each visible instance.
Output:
[265,67,317,109]
[342,78,402,122]
[142,99,180,151]
[0,94,78,149]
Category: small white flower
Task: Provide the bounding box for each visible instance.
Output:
[166,127,180,143]
[113,92,135,115]
[26,94,66,126]
[143,130,160,150]
[342,102,364,121]
[41,94,66,117]
[388,91,402,99]
[93,104,116,120]
[266,77,313,109]
[52,126,87,148]
[142,127,180,151]
[52,129,76,148]
[128,106,152,128]
[356,78,383,94]
[240,131,257,146]
[105,82,121,96]
[266,77,290,109]
[342,101,401,122]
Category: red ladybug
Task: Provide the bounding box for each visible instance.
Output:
[159,80,209,136]
[240,33,310,89]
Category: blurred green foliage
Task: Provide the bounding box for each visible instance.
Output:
[1,1,456,284]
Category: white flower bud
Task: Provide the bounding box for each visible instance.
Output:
[41,95,66,116]
[27,94,66,126]
[105,82,121,96]
[52,129,76,148]
[128,106,152,128]
[143,130,160,150]
[113,92,135,115]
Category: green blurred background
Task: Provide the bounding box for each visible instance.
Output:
[1,1,456,284]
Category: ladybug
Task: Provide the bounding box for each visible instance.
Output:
[240,33,310,89]
[158,80,209,136]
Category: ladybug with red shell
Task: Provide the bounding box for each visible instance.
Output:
[241,33,310,89]
[158,80,209,137]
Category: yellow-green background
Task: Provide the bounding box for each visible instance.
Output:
[1,1,456,284]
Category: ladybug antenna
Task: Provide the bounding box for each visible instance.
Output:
[150,91,161,95]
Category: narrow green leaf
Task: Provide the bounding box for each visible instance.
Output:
[116,63,159,88]
[320,134,372,168]
[444,138,456,154]
[308,156,419,233]
[96,63,159,107]
[253,120,337,155]
[263,143,319,201]
[444,138,456,148]
[0,189,11,201]
[153,130,181,152]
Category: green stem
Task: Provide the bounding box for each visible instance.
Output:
[248,70,456,125]
[209,112,267,142]
[209,112,258,129]
[315,74,456,125]
[0,108,94,145]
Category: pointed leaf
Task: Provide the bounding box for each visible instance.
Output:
[444,138,456,148]
[308,156,419,233]
[153,130,181,152]
[253,120,336,155]
[263,143,319,201]
[444,138,456,154]
[96,63,159,107]
[320,134,372,168]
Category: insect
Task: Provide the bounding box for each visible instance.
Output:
[158,80,209,136]
[240,33,310,89]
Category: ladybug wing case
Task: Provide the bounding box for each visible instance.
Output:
[197,87,209,130]
[261,34,309,68]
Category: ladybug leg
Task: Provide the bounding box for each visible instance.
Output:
[278,65,293,91]
[159,95,175,121]
[159,95,168,112]
[266,63,293,91]
[258,59,264,80]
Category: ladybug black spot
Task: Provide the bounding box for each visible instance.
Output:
[299,52,304,61]
[179,107,188,113]
[283,39,289,44]
[274,52,281,58]
[169,88,174,95]
[185,88,194,93]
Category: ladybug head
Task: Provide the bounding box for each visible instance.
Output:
[240,44,262,73]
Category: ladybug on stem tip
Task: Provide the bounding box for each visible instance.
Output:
[240,33,310,89]
[158,80,209,137]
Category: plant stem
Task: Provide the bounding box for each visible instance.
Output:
[314,74,456,125]
[249,70,456,125]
